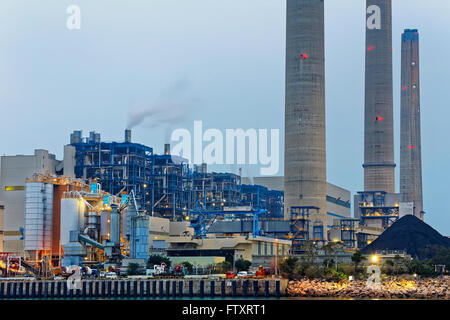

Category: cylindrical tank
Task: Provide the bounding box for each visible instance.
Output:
[110,205,121,246]
[131,216,149,260]
[100,210,109,238]
[60,199,80,246]
[24,182,45,250]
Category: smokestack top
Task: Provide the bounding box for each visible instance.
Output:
[402,29,419,41]
[164,143,170,155]
[125,129,132,143]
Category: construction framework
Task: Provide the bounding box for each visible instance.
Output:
[339,219,358,249]
[72,139,153,213]
[357,191,399,230]
[241,184,284,218]
[150,155,192,220]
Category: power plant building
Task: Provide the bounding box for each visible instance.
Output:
[242,176,351,228]
[0,149,74,254]
[70,130,154,214]
[284,0,327,239]
[400,29,424,219]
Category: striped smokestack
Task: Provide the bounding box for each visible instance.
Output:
[400,29,424,219]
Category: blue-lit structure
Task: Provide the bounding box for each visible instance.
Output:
[150,153,192,220]
[70,131,153,212]
[241,184,284,218]
[70,131,286,224]
[192,169,242,211]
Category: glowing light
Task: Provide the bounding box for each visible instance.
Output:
[368,46,374,51]
[376,116,384,121]
[408,145,415,149]
[370,255,379,264]
[402,86,407,91]
[300,53,309,60]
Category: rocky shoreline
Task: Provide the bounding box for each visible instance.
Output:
[286,277,449,299]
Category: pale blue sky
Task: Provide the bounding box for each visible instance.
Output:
[0,0,449,235]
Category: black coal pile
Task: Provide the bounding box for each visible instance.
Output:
[362,215,450,258]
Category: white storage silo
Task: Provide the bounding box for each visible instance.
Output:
[24,182,45,250]
[24,182,53,251]
[60,198,81,246]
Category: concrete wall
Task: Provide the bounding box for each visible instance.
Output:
[284,0,327,233]
[0,278,287,298]
[169,256,225,267]
[326,183,351,227]
[63,145,76,178]
[169,221,194,237]
[0,150,60,254]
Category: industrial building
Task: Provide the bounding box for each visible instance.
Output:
[284,0,327,238]
[240,185,284,219]
[0,149,75,254]
[242,177,352,229]
[150,145,191,220]
[353,191,400,247]
[145,216,291,269]
[23,173,96,265]
[60,188,149,267]
[70,130,154,214]
[400,29,424,219]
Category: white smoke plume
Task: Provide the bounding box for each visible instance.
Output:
[126,78,200,141]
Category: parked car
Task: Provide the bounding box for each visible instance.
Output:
[225,271,235,279]
[99,271,107,278]
[106,272,118,279]
[236,271,248,278]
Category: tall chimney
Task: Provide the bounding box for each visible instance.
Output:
[363,0,395,192]
[284,0,327,231]
[125,129,132,143]
[164,144,170,155]
[400,29,423,218]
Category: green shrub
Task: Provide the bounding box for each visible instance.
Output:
[147,254,171,269]
[235,259,252,272]
[127,263,141,275]
[305,265,320,279]
[181,261,193,274]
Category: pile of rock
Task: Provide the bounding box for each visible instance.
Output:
[286,277,449,299]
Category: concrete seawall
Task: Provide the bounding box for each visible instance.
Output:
[0,279,287,299]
